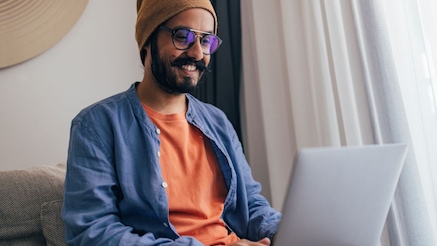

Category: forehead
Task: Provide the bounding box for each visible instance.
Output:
[164,8,215,33]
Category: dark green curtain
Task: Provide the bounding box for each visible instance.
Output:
[191,0,242,139]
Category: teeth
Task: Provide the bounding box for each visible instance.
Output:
[182,65,196,71]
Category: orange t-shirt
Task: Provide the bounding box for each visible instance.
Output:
[143,104,239,245]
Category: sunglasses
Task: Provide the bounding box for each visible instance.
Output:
[159,26,222,55]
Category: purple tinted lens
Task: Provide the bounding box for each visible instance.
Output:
[204,35,222,54]
[201,35,218,54]
[209,38,219,54]
[174,29,196,49]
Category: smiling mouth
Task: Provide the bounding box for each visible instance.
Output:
[181,64,197,71]
[171,56,207,73]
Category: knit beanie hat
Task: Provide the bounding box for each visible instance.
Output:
[135,0,218,62]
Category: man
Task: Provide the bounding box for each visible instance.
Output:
[62,0,281,245]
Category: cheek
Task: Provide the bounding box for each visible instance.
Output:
[162,50,183,64]
[204,57,211,66]
[154,41,178,62]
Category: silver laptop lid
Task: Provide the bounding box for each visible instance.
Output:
[274,144,408,246]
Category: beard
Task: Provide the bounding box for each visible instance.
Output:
[150,37,209,95]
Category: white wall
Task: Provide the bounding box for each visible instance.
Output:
[0,0,142,170]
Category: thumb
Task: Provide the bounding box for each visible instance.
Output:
[257,237,271,245]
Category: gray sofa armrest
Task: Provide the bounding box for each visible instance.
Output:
[0,163,66,245]
[41,199,65,246]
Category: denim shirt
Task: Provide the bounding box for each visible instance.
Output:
[62,82,281,246]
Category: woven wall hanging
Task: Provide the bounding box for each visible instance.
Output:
[0,0,88,69]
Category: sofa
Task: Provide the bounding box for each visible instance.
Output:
[0,163,67,246]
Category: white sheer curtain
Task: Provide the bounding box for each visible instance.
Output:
[240,0,437,245]
[380,0,437,243]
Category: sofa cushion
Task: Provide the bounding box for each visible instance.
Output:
[0,163,66,245]
[40,199,66,246]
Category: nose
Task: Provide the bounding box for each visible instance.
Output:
[185,36,204,61]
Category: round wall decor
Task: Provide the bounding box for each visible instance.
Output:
[0,0,89,69]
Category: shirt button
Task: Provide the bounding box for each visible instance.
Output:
[156,128,161,134]
[163,222,169,227]
[157,151,161,157]
[161,182,168,188]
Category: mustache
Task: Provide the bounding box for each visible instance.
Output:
[171,57,209,72]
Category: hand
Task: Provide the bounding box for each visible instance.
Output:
[226,237,271,246]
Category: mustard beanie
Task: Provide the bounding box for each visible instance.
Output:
[135,0,218,57]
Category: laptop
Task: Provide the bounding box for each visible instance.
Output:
[273,143,408,246]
